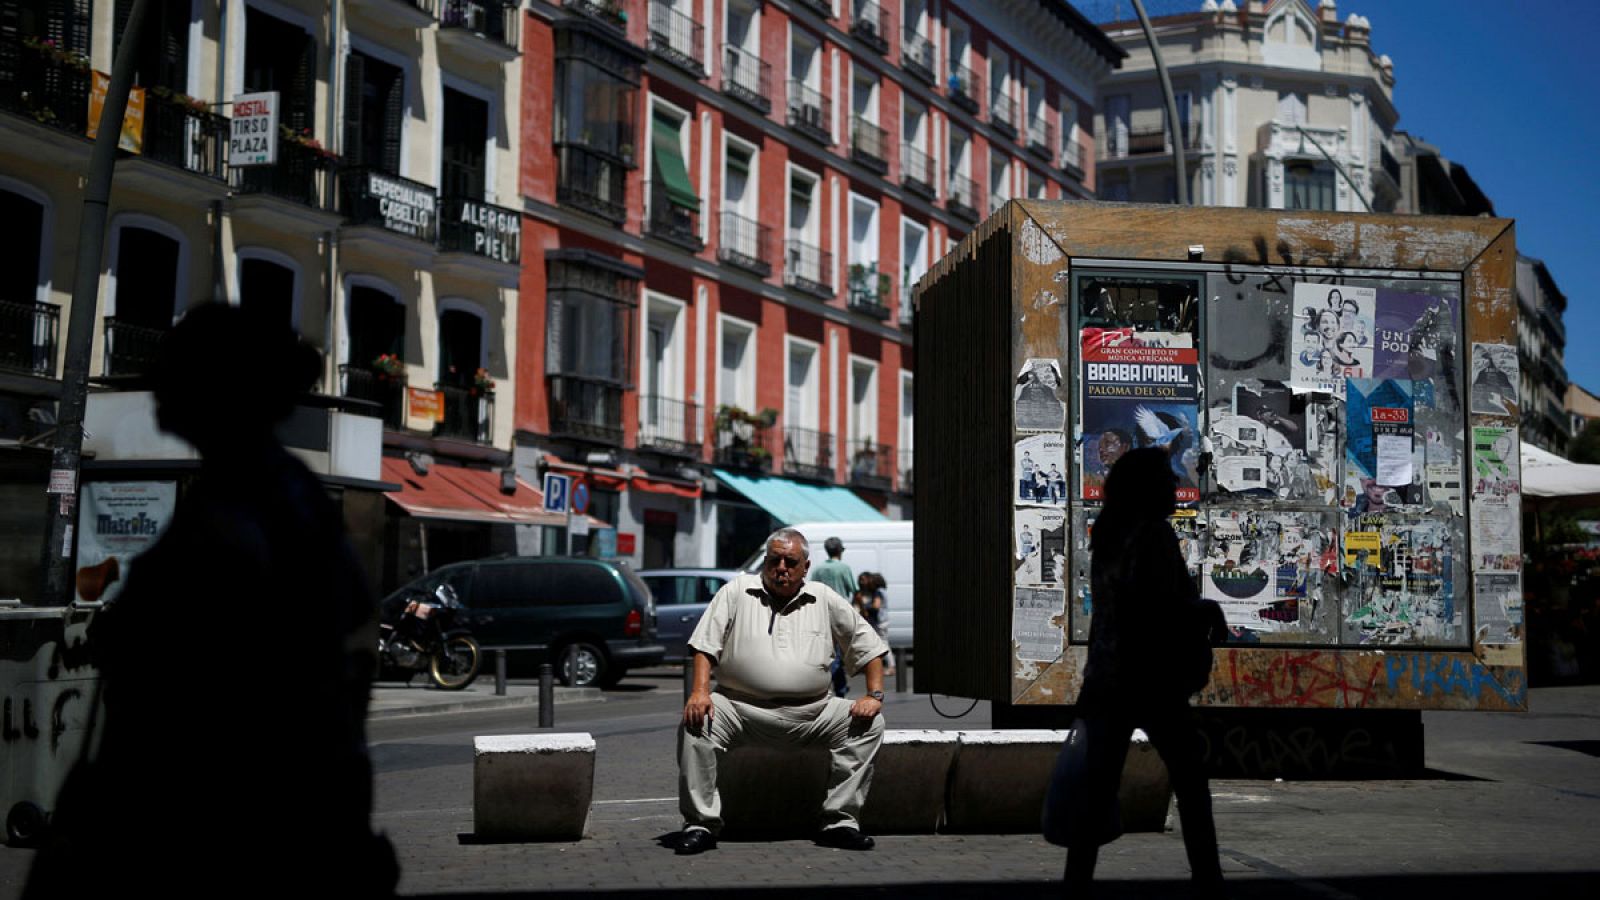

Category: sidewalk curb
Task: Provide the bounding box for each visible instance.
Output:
[369,687,606,719]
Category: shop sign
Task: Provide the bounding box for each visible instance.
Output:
[454,200,521,263]
[617,532,636,555]
[228,91,278,166]
[368,170,436,239]
[87,72,144,153]
[406,387,445,431]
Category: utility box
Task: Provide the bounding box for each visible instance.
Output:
[914,201,1525,720]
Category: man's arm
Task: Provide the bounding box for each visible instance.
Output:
[682,651,715,729]
[849,654,885,720]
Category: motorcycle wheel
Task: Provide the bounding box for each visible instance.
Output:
[429,635,481,690]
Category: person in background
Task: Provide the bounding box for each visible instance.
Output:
[853,572,893,676]
[812,536,857,697]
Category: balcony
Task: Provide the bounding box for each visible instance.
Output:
[140,91,228,181]
[784,239,833,298]
[786,81,832,145]
[0,34,92,136]
[947,173,980,221]
[722,46,771,113]
[101,318,166,378]
[901,143,936,200]
[1115,122,1201,157]
[847,264,892,320]
[715,416,775,473]
[351,0,438,29]
[549,375,624,446]
[901,29,935,84]
[0,300,59,378]
[850,0,890,55]
[795,0,834,18]
[638,395,701,457]
[1026,118,1055,161]
[1061,136,1084,180]
[783,426,834,482]
[435,382,494,443]
[439,195,521,264]
[850,116,888,174]
[438,1,520,59]
[645,180,703,251]
[848,440,894,492]
[340,364,406,431]
[340,166,439,244]
[557,145,628,224]
[562,0,628,33]
[990,92,1017,138]
[230,136,339,211]
[947,63,980,114]
[648,0,706,78]
[898,447,913,494]
[718,211,773,276]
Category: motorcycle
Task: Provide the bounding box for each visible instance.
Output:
[378,583,481,690]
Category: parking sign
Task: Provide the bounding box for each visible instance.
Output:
[542,473,569,514]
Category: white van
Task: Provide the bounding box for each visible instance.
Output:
[742,521,914,650]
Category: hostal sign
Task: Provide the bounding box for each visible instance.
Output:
[368,171,436,239]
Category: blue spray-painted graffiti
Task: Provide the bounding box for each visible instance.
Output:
[1385,653,1526,707]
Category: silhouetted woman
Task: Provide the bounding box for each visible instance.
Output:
[28,303,396,896]
[1067,447,1223,895]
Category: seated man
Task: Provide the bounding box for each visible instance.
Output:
[675,527,889,855]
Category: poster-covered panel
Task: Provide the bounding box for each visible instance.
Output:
[75,481,178,604]
[1013,587,1066,662]
[1209,380,1338,503]
[1201,509,1339,642]
[1344,378,1424,511]
[1080,330,1200,502]
[1068,508,1203,643]
[1015,433,1068,507]
[1291,284,1376,397]
[1015,507,1066,588]
[1341,514,1460,645]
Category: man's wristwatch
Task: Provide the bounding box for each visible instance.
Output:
[867,690,885,701]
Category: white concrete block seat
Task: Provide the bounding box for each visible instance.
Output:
[473,733,595,842]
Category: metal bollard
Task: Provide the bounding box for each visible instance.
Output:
[494,649,508,696]
[538,663,554,728]
[566,644,579,687]
[894,648,907,693]
[682,662,694,701]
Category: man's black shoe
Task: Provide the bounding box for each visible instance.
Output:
[815,826,875,851]
[675,829,717,855]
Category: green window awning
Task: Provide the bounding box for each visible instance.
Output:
[713,469,887,525]
[651,112,699,212]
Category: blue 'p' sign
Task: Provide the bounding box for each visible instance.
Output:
[542,473,570,514]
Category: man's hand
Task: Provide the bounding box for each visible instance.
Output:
[683,689,714,730]
[848,693,882,720]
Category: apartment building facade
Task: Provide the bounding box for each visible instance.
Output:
[1517,255,1569,455]
[1093,0,1398,212]
[0,0,527,594]
[519,0,1121,568]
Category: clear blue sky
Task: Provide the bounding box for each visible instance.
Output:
[1081,1,1600,391]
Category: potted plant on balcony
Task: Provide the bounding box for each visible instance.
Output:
[472,367,495,396]
[280,125,339,162]
[149,85,211,116]
[372,353,405,380]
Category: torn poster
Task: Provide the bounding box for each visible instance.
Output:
[1013,587,1066,662]
[1080,330,1200,501]
[1470,498,1520,573]
[1342,514,1458,644]
[1471,426,1520,499]
[1202,510,1338,637]
[1426,462,1464,516]
[1015,358,1067,431]
[1473,572,1524,650]
[1015,507,1066,587]
[1015,433,1067,506]
[1469,343,1519,417]
[1345,378,1422,511]
[1208,380,1335,501]
[1291,283,1376,397]
[1372,290,1460,382]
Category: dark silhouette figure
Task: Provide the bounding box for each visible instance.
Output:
[26,303,396,896]
[1067,447,1223,896]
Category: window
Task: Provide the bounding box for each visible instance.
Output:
[849,193,881,302]
[785,338,820,432]
[554,28,640,161]
[438,306,485,386]
[647,100,698,236]
[949,125,971,183]
[1105,94,1130,158]
[786,165,823,285]
[1060,95,1082,169]
[724,138,757,219]
[850,357,878,447]
[347,283,404,370]
[641,293,685,404]
[343,50,405,173]
[1283,161,1336,211]
[899,371,913,470]
[791,27,821,90]
[243,7,317,133]
[988,45,1012,125]
[441,86,489,202]
[1166,90,1192,151]
[116,0,190,92]
[948,19,970,71]
[900,217,929,321]
[1100,177,1130,202]
[112,225,180,330]
[0,188,45,306]
[990,155,1011,214]
[238,255,297,330]
[718,315,756,412]
[727,0,760,54]
[545,257,637,384]
[1025,72,1046,139]
[1027,168,1047,200]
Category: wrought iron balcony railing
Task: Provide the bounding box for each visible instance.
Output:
[439,1,519,52]
[848,440,894,491]
[990,91,1016,137]
[340,364,407,430]
[141,92,227,181]
[0,33,92,136]
[557,145,628,224]
[434,381,493,443]
[1026,117,1055,160]
[645,180,703,251]
[715,420,774,473]
[786,81,832,145]
[898,447,914,494]
[638,394,701,457]
[722,45,771,113]
[901,143,936,199]
[230,137,339,210]
[847,264,892,320]
[947,173,980,221]
[1117,122,1201,157]
[948,63,980,114]
[850,0,890,55]
[648,0,706,78]
[784,239,832,297]
[1061,135,1084,176]
[795,0,834,18]
[340,165,439,243]
[0,299,59,378]
[718,211,772,276]
[901,28,935,83]
[783,426,834,482]
[101,318,166,378]
[548,375,624,446]
[562,0,627,32]
[851,115,888,173]
[439,194,521,264]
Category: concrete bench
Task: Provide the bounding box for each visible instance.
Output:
[473,733,594,841]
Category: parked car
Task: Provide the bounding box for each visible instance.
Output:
[740,521,914,649]
[637,568,738,662]
[383,556,664,687]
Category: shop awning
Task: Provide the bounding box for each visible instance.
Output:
[652,110,700,212]
[544,454,704,498]
[382,458,569,527]
[713,469,886,524]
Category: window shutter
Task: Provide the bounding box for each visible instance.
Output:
[159,0,186,92]
[343,52,365,166]
[545,294,566,375]
[287,29,315,133]
[382,70,404,175]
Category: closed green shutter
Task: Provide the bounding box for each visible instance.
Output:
[650,111,698,212]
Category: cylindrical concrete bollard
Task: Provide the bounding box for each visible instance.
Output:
[894,649,907,693]
[538,663,554,728]
[495,649,508,696]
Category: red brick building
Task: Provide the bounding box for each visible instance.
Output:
[517,0,1121,567]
